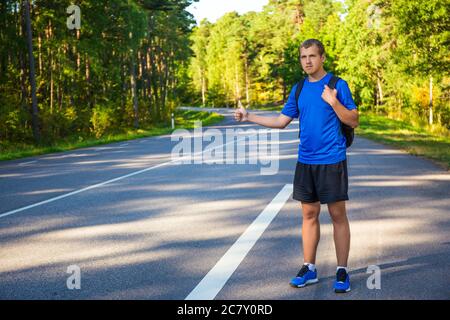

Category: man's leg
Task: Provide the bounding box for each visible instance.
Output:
[327,201,350,267]
[301,201,321,264]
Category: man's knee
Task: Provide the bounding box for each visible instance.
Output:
[301,202,320,221]
[328,202,348,223]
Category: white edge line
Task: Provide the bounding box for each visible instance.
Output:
[0,129,262,219]
[0,160,173,219]
[18,161,37,166]
[185,184,293,300]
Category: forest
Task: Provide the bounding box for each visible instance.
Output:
[0,0,449,147]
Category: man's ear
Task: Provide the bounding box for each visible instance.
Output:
[321,54,326,63]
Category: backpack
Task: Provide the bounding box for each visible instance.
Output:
[295,75,354,148]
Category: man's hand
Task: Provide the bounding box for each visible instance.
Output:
[322,85,359,128]
[234,106,249,122]
[321,85,338,107]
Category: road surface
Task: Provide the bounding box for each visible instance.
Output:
[0,107,449,300]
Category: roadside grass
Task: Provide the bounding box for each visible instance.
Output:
[0,109,224,161]
[357,113,450,170]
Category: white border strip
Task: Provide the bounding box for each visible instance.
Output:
[0,161,173,219]
[185,184,293,300]
[18,160,37,166]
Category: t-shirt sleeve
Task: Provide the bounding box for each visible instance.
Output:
[336,80,357,111]
[280,84,300,119]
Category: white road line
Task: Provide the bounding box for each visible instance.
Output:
[18,161,37,166]
[120,143,129,147]
[0,160,174,219]
[0,130,260,219]
[185,184,293,300]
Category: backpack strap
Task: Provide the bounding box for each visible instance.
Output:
[327,75,354,148]
[295,78,306,111]
[328,75,340,90]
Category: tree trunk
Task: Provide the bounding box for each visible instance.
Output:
[377,73,383,103]
[201,73,206,106]
[85,53,91,108]
[58,47,63,111]
[50,50,53,113]
[235,63,240,106]
[120,54,126,123]
[140,49,147,99]
[150,46,160,120]
[19,12,28,112]
[130,51,139,128]
[37,33,42,75]
[160,52,169,120]
[23,0,40,143]
[429,76,433,125]
[245,57,250,106]
[146,50,153,116]
[48,20,53,113]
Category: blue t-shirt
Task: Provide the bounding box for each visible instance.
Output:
[281,73,357,164]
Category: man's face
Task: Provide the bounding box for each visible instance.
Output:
[299,45,325,75]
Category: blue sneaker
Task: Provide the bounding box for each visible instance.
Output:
[290,265,319,288]
[334,268,351,293]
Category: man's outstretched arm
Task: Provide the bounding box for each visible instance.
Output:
[234,107,293,129]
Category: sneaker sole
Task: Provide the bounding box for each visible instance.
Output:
[290,278,319,288]
[334,287,351,293]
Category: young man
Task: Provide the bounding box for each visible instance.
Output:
[234,39,358,293]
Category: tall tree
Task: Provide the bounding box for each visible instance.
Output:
[23,0,40,143]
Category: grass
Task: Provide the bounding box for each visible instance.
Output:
[0,109,224,162]
[356,113,450,170]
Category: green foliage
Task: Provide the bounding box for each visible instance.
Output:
[185,0,449,130]
[0,0,197,145]
[1,0,449,149]
[90,105,116,138]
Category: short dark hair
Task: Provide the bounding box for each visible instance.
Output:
[300,39,325,56]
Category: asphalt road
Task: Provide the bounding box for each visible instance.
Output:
[0,107,449,300]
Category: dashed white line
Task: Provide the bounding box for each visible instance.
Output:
[185,184,293,300]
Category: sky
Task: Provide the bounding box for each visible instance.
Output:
[186,0,269,24]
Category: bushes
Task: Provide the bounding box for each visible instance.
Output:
[90,104,117,138]
[0,93,31,143]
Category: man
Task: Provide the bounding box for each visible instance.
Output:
[234,39,358,293]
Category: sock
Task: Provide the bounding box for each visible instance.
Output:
[303,262,316,271]
[337,266,347,273]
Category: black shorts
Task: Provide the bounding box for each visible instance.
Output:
[293,160,349,204]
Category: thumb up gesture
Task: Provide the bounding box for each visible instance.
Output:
[234,106,249,122]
